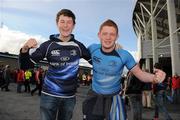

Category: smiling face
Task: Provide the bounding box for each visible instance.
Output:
[57,15,75,40]
[98,22,118,53]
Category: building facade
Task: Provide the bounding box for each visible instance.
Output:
[133,0,180,76]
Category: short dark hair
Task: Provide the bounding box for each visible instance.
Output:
[56,9,76,24]
[99,19,118,34]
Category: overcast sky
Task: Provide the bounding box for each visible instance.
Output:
[0,0,138,64]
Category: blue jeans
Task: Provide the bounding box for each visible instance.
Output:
[17,82,24,93]
[154,90,172,120]
[40,93,76,120]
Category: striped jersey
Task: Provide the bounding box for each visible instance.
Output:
[19,34,91,97]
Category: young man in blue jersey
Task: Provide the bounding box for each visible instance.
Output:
[83,19,166,120]
[19,9,91,120]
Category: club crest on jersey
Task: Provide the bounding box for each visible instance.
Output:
[70,50,77,56]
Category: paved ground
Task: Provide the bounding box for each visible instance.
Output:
[0,83,180,120]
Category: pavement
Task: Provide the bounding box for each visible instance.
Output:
[0,83,180,120]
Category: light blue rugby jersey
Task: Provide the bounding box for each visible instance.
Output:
[88,44,136,95]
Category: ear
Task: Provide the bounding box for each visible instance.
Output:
[72,24,75,30]
[98,32,101,40]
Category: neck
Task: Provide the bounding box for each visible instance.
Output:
[101,44,116,53]
[59,35,71,42]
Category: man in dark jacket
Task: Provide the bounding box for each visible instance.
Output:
[125,71,145,120]
[1,65,11,91]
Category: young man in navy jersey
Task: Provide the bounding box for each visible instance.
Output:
[83,19,166,120]
[19,9,90,120]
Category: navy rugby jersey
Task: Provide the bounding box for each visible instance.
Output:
[88,44,136,95]
[19,34,91,97]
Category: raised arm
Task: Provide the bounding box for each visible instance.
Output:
[21,38,38,53]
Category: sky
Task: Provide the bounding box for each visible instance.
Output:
[0,0,138,66]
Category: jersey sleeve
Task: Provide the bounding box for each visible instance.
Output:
[30,42,49,63]
[19,41,49,70]
[76,41,91,61]
[119,50,136,70]
[88,44,101,53]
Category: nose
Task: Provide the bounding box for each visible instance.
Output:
[106,34,111,40]
[63,22,68,28]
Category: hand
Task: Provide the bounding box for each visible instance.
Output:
[24,38,38,48]
[153,68,166,83]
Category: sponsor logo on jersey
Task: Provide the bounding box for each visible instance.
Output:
[60,56,70,62]
[51,50,60,56]
[93,56,101,64]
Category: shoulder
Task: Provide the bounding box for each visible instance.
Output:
[116,49,131,55]
[115,49,133,60]
[73,39,86,47]
[39,40,54,48]
[88,44,101,52]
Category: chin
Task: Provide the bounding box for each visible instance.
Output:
[62,34,71,37]
[103,44,114,48]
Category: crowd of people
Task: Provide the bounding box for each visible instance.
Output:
[0,65,45,96]
[0,63,92,96]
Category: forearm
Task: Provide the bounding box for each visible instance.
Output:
[137,71,154,83]
[131,65,154,83]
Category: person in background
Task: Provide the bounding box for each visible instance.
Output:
[124,63,145,120]
[19,9,91,120]
[82,73,87,86]
[31,67,43,96]
[171,73,180,104]
[16,69,25,93]
[86,74,92,86]
[0,65,5,87]
[1,65,11,91]
[142,69,152,109]
[83,19,166,120]
[24,69,32,93]
[152,63,172,120]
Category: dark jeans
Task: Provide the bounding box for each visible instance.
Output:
[17,82,24,93]
[1,80,10,91]
[24,80,30,92]
[31,83,42,96]
[127,94,142,120]
[172,88,180,104]
[154,90,172,120]
[40,93,76,120]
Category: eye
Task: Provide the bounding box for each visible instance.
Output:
[102,32,108,36]
[110,33,116,37]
